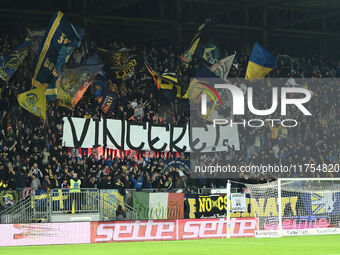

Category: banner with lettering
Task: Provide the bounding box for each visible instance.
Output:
[62,117,240,152]
[195,194,228,218]
[185,193,304,219]
[90,218,257,243]
[133,192,184,220]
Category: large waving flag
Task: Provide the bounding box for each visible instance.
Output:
[144,58,184,101]
[97,47,138,80]
[56,64,103,109]
[0,36,31,82]
[32,11,84,101]
[17,87,46,120]
[180,19,211,68]
[245,42,276,80]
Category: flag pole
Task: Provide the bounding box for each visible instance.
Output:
[227,180,231,239]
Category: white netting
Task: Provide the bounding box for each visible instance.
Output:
[246,179,340,232]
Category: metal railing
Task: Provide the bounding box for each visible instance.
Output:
[1,187,240,224]
[125,187,243,194]
[0,188,137,224]
[1,192,49,224]
[101,191,137,221]
[50,189,100,214]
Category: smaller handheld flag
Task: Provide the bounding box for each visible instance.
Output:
[210,53,236,81]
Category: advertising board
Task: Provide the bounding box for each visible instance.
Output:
[0,222,90,246]
[90,218,257,243]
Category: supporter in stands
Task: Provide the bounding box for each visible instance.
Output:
[116,205,126,221]
[114,178,125,195]
[130,174,143,190]
[0,31,339,194]
[61,179,68,189]
[41,147,50,167]
[14,166,27,191]
[29,174,41,193]
[175,175,187,189]
[100,175,114,189]
[123,175,132,189]
[51,174,60,189]
[41,175,51,190]
[143,175,153,189]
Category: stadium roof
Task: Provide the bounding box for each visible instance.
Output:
[1,0,340,56]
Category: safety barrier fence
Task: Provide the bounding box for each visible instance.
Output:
[0,187,240,224]
[50,189,100,214]
[0,189,137,224]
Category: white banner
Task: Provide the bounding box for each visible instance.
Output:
[210,188,228,194]
[231,193,247,212]
[62,117,240,152]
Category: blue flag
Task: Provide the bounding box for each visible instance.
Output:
[0,36,31,82]
[32,11,84,101]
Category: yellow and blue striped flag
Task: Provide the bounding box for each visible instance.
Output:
[245,42,276,80]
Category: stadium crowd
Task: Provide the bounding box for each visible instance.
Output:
[0,31,339,193]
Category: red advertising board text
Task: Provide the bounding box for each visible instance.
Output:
[90,218,256,243]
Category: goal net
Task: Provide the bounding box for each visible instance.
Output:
[245,178,340,237]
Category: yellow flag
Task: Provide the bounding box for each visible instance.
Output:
[17,87,46,119]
